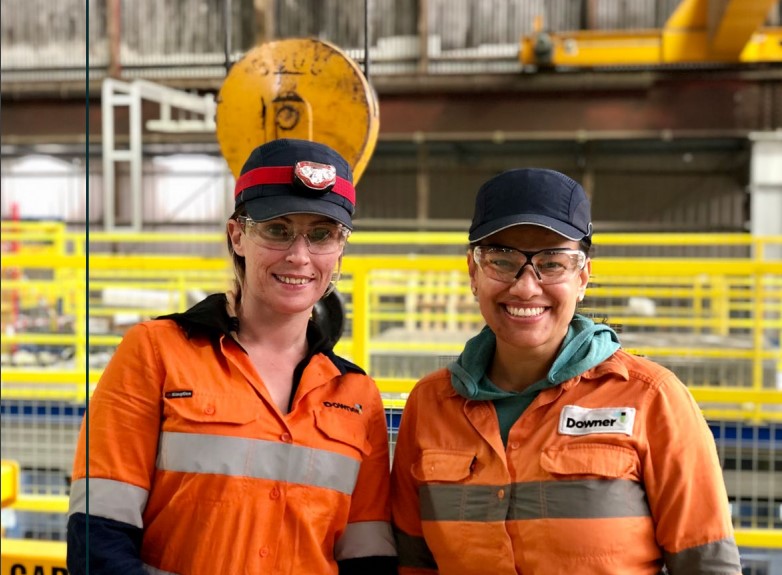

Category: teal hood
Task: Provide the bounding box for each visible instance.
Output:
[449,314,621,400]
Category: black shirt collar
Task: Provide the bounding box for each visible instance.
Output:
[156,293,364,376]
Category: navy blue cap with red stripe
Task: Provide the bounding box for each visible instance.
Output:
[234,139,356,229]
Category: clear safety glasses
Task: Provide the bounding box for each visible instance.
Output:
[472,245,587,285]
[238,216,350,255]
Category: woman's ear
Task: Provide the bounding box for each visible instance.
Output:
[466,250,477,280]
[227,219,245,257]
[332,254,344,283]
[577,258,592,300]
[466,250,479,297]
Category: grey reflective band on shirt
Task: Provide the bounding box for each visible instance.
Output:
[335,521,398,560]
[157,431,361,494]
[509,479,650,519]
[420,479,650,521]
[419,483,511,522]
[394,528,438,570]
[663,537,741,574]
[68,478,149,527]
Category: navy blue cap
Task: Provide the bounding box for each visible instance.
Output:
[234,139,355,229]
[469,168,592,245]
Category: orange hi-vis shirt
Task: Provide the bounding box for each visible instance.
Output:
[391,349,740,575]
[69,302,395,574]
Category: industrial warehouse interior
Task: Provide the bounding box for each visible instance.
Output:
[1,0,781,573]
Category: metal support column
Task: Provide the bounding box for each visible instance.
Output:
[101,78,134,231]
[748,130,782,396]
[749,131,782,259]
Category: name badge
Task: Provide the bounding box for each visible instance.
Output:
[558,405,636,436]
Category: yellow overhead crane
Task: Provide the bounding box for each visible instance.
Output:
[520,0,782,67]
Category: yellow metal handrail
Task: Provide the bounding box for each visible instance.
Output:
[2,223,781,413]
[2,222,781,548]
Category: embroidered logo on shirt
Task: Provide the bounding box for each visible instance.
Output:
[558,405,635,436]
[322,401,362,415]
[165,390,193,399]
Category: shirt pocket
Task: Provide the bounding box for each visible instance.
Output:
[163,391,259,426]
[540,443,640,481]
[532,443,653,562]
[411,450,475,483]
[412,451,495,527]
[314,408,372,457]
[306,410,371,521]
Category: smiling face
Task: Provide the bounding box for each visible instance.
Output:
[468,224,590,362]
[228,213,343,318]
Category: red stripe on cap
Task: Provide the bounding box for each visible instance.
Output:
[234,166,355,204]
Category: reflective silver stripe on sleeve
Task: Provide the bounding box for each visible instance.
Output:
[394,528,438,570]
[157,431,361,494]
[335,521,397,560]
[68,478,149,528]
[664,537,741,574]
[420,479,649,522]
[143,563,180,575]
[509,479,650,519]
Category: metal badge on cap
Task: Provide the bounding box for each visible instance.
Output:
[293,161,337,196]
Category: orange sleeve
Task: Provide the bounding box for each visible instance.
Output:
[346,375,393,524]
[640,372,737,562]
[72,322,164,489]
[391,387,438,574]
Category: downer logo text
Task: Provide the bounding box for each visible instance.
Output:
[566,417,618,429]
[323,401,362,415]
[558,405,636,436]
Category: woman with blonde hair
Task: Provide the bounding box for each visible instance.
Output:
[68,139,397,575]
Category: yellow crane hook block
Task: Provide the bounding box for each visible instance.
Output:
[216,38,379,184]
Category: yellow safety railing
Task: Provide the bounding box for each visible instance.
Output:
[2,221,782,549]
[2,222,781,402]
[2,264,779,369]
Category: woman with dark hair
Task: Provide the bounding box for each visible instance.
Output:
[391,168,739,575]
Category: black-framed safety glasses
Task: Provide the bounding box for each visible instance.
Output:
[472,245,586,285]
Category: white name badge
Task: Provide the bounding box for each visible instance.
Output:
[558,405,636,436]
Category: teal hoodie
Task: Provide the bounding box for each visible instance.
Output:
[448,314,620,444]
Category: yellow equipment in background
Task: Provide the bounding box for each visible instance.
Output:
[216,38,379,183]
[1,461,19,512]
[520,0,782,67]
[1,460,68,574]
